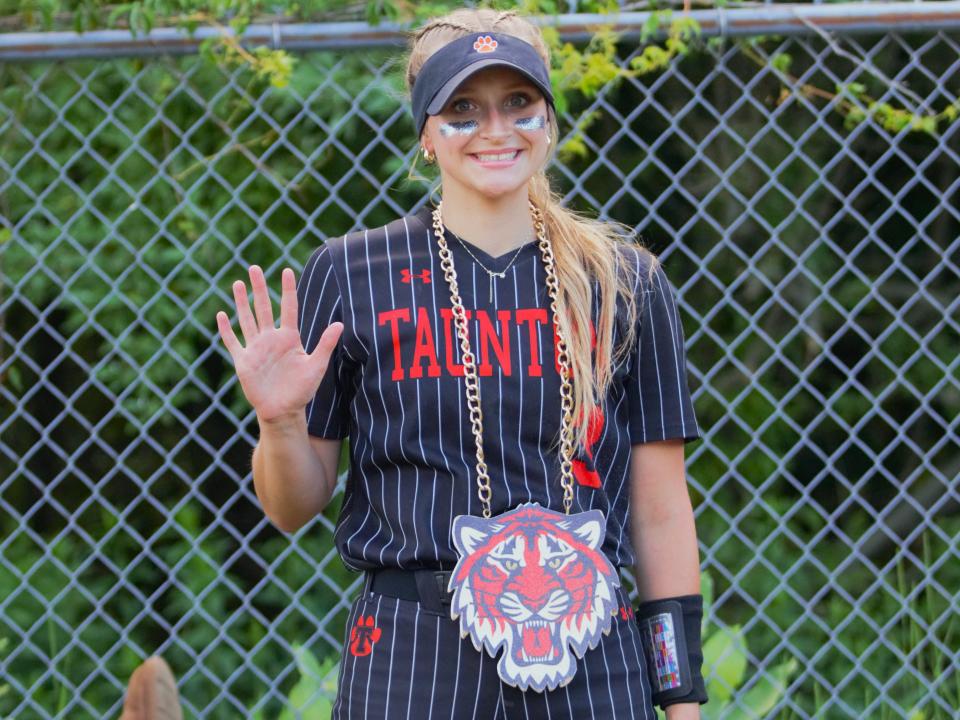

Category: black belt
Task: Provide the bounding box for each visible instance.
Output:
[367,568,454,614]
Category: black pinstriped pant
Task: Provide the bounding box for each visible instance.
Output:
[331,573,657,720]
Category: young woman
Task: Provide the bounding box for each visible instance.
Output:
[217,7,707,719]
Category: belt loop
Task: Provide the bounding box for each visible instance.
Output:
[363,570,373,597]
[436,571,452,610]
[414,569,443,614]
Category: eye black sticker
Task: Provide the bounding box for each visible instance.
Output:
[439,120,480,137]
[514,115,546,131]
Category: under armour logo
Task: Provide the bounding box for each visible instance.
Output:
[620,605,636,621]
[349,615,382,657]
[400,268,431,284]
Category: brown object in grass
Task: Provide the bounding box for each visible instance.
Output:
[119,656,183,720]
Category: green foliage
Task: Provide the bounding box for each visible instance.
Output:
[251,646,339,720]
[700,572,798,720]
[1,0,706,148]
[770,51,791,75]
[0,498,353,718]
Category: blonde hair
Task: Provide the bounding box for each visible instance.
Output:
[405,8,657,455]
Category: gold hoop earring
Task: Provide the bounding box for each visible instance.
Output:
[422,146,435,164]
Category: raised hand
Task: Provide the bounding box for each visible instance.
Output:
[216,264,344,426]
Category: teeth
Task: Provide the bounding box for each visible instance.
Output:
[476,151,518,162]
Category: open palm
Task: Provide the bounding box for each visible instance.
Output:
[216,264,343,425]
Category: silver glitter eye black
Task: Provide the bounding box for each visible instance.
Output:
[514,115,546,131]
[439,120,480,137]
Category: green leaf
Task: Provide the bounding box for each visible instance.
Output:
[916,115,937,135]
[294,644,325,680]
[770,52,792,75]
[129,3,140,35]
[703,625,747,703]
[738,659,798,715]
[276,645,338,720]
[843,106,867,130]
[107,3,133,27]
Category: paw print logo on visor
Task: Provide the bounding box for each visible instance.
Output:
[473,35,498,53]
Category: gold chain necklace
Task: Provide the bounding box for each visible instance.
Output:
[437,199,622,693]
[450,230,531,303]
[432,199,577,516]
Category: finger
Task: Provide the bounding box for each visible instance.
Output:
[250,265,275,332]
[216,310,243,359]
[309,321,344,371]
[233,279,258,344]
[279,267,299,331]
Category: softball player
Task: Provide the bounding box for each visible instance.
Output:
[218,7,708,719]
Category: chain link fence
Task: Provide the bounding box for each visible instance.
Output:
[1,5,958,719]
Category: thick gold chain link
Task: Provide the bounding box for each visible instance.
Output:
[432,201,576,517]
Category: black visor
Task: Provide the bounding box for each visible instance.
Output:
[411,32,555,138]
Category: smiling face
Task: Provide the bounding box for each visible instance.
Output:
[421,65,552,201]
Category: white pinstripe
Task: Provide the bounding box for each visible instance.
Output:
[493,279,510,509]
[301,247,344,434]
[427,615,440,720]
[331,594,363,719]
[581,650,598,720]
[531,259,553,510]
[383,598,399,718]
[471,646,485,719]
[346,598,363,719]
[433,214,466,533]
[613,612,639,720]
[383,220,417,565]
[404,601,420,719]
[607,391,630,562]
[625,603,654,719]
[644,258,666,439]
[511,270,534,502]
[598,621,619,717]
[363,594,384,718]
[450,620,464,718]
[563,682,575,717]
[338,231,378,567]
[375,225,401,565]
[345,239,384,564]
[652,267,687,433]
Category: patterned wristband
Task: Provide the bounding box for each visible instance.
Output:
[635,594,708,709]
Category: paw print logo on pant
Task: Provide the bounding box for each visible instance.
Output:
[349,615,382,657]
[473,35,498,53]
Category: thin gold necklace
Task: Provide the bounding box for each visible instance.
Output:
[447,226,532,303]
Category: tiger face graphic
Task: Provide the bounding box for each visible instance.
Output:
[448,502,620,692]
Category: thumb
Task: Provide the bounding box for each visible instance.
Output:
[309,321,345,371]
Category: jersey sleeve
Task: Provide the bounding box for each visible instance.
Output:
[297,244,354,439]
[624,256,701,444]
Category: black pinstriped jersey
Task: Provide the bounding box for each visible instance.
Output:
[295,205,700,573]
